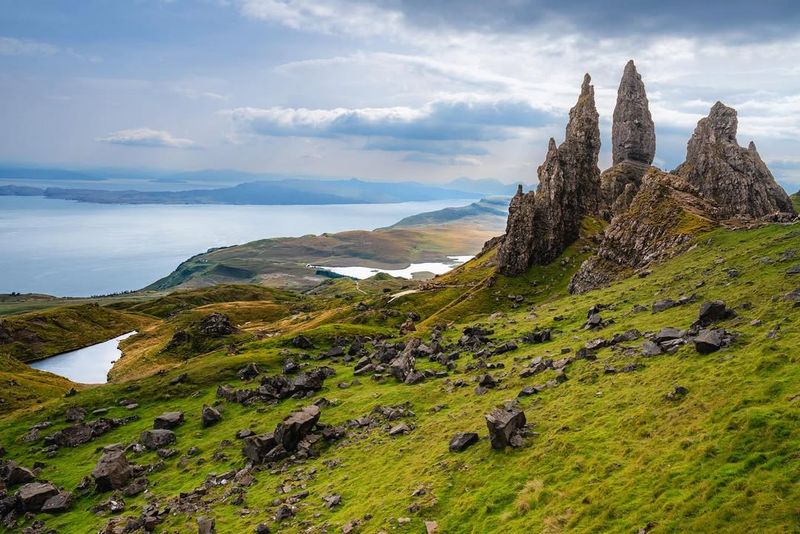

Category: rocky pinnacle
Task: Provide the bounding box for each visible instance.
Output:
[675,101,796,219]
[496,74,600,275]
[612,60,655,165]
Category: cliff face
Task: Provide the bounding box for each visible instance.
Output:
[569,170,717,293]
[674,102,796,219]
[496,75,600,276]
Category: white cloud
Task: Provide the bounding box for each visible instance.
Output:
[0,37,59,56]
[96,128,196,148]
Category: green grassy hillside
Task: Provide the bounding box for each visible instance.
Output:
[0,304,152,363]
[0,222,798,533]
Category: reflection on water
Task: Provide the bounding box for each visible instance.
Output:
[29,331,137,384]
[311,256,472,280]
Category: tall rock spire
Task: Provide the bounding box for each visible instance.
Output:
[675,101,796,219]
[598,60,656,219]
[496,74,601,276]
[612,60,656,165]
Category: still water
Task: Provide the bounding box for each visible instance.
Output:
[29,331,137,384]
[0,197,472,296]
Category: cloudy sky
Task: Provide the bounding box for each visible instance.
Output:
[1,0,799,187]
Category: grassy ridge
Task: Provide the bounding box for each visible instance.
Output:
[0,304,152,363]
[0,222,798,532]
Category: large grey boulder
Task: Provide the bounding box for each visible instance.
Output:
[140,429,176,450]
[485,405,527,449]
[92,446,132,491]
[274,405,320,451]
[153,411,184,430]
[17,482,58,512]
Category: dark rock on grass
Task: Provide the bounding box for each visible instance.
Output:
[41,491,73,513]
[275,405,320,451]
[621,362,645,373]
[64,406,87,422]
[153,411,184,430]
[170,373,188,386]
[389,339,422,384]
[665,385,689,401]
[584,338,607,351]
[653,327,684,343]
[291,335,315,350]
[694,329,726,354]
[255,524,271,534]
[242,433,278,464]
[696,300,735,327]
[1,461,35,486]
[274,504,296,521]
[389,423,412,436]
[485,404,527,450]
[92,446,132,491]
[493,341,518,355]
[641,340,663,357]
[197,516,216,534]
[322,493,341,509]
[585,313,604,329]
[17,482,59,512]
[518,385,543,397]
[140,429,176,451]
[237,363,260,380]
[282,358,300,374]
[652,299,675,313]
[522,329,551,344]
[324,346,345,358]
[449,432,479,452]
[49,423,93,447]
[202,405,222,428]
[199,312,236,337]
[611,329,641,344]
[787,264,800,275]
[122,477,148,497]
[478,374,497,388]
[236,429,255,440]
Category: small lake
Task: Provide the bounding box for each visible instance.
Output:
[29,331,137,384]
[313,255,473,279]
[0,196,473,296]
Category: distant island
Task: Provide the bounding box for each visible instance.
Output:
[0,168,524,205]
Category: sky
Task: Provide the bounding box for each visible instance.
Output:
[1,0,799,188]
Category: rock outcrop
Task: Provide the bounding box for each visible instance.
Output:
[674,102,796,219]
[612,60,656,166]
[599,60,656,219]
[496,74,600,275]
[569,170,717,293]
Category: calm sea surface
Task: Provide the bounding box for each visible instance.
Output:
[0,197,472,296]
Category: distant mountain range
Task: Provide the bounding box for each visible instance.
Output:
[0,165,524,205]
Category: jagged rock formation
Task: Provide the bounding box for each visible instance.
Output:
[599,60,656,219]
[496,74,600,275]
[612,60,656,166]
[674,102,796,219]
[569,170,717,293]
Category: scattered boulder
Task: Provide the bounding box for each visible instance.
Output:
[201,405,222,428]
[652,299,675,313]
[16,482,59,512]
[485,404,527,449]
[237,363,260,380]
[64,406,87,423]
[1,461,35,486]
[693,329,731,354]
[291,335,315,350]
[140,429,176,451]
[274,405,320,451]
[153,411,184,430]
[449,432,479,452]
[198,313,237,337]
[41,491,73,513]
[92,446,132,492]
[665,385,689,401]
[696,300,735,327]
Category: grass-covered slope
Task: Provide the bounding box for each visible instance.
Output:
[0,222,799,533]
[0,304,152,363]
